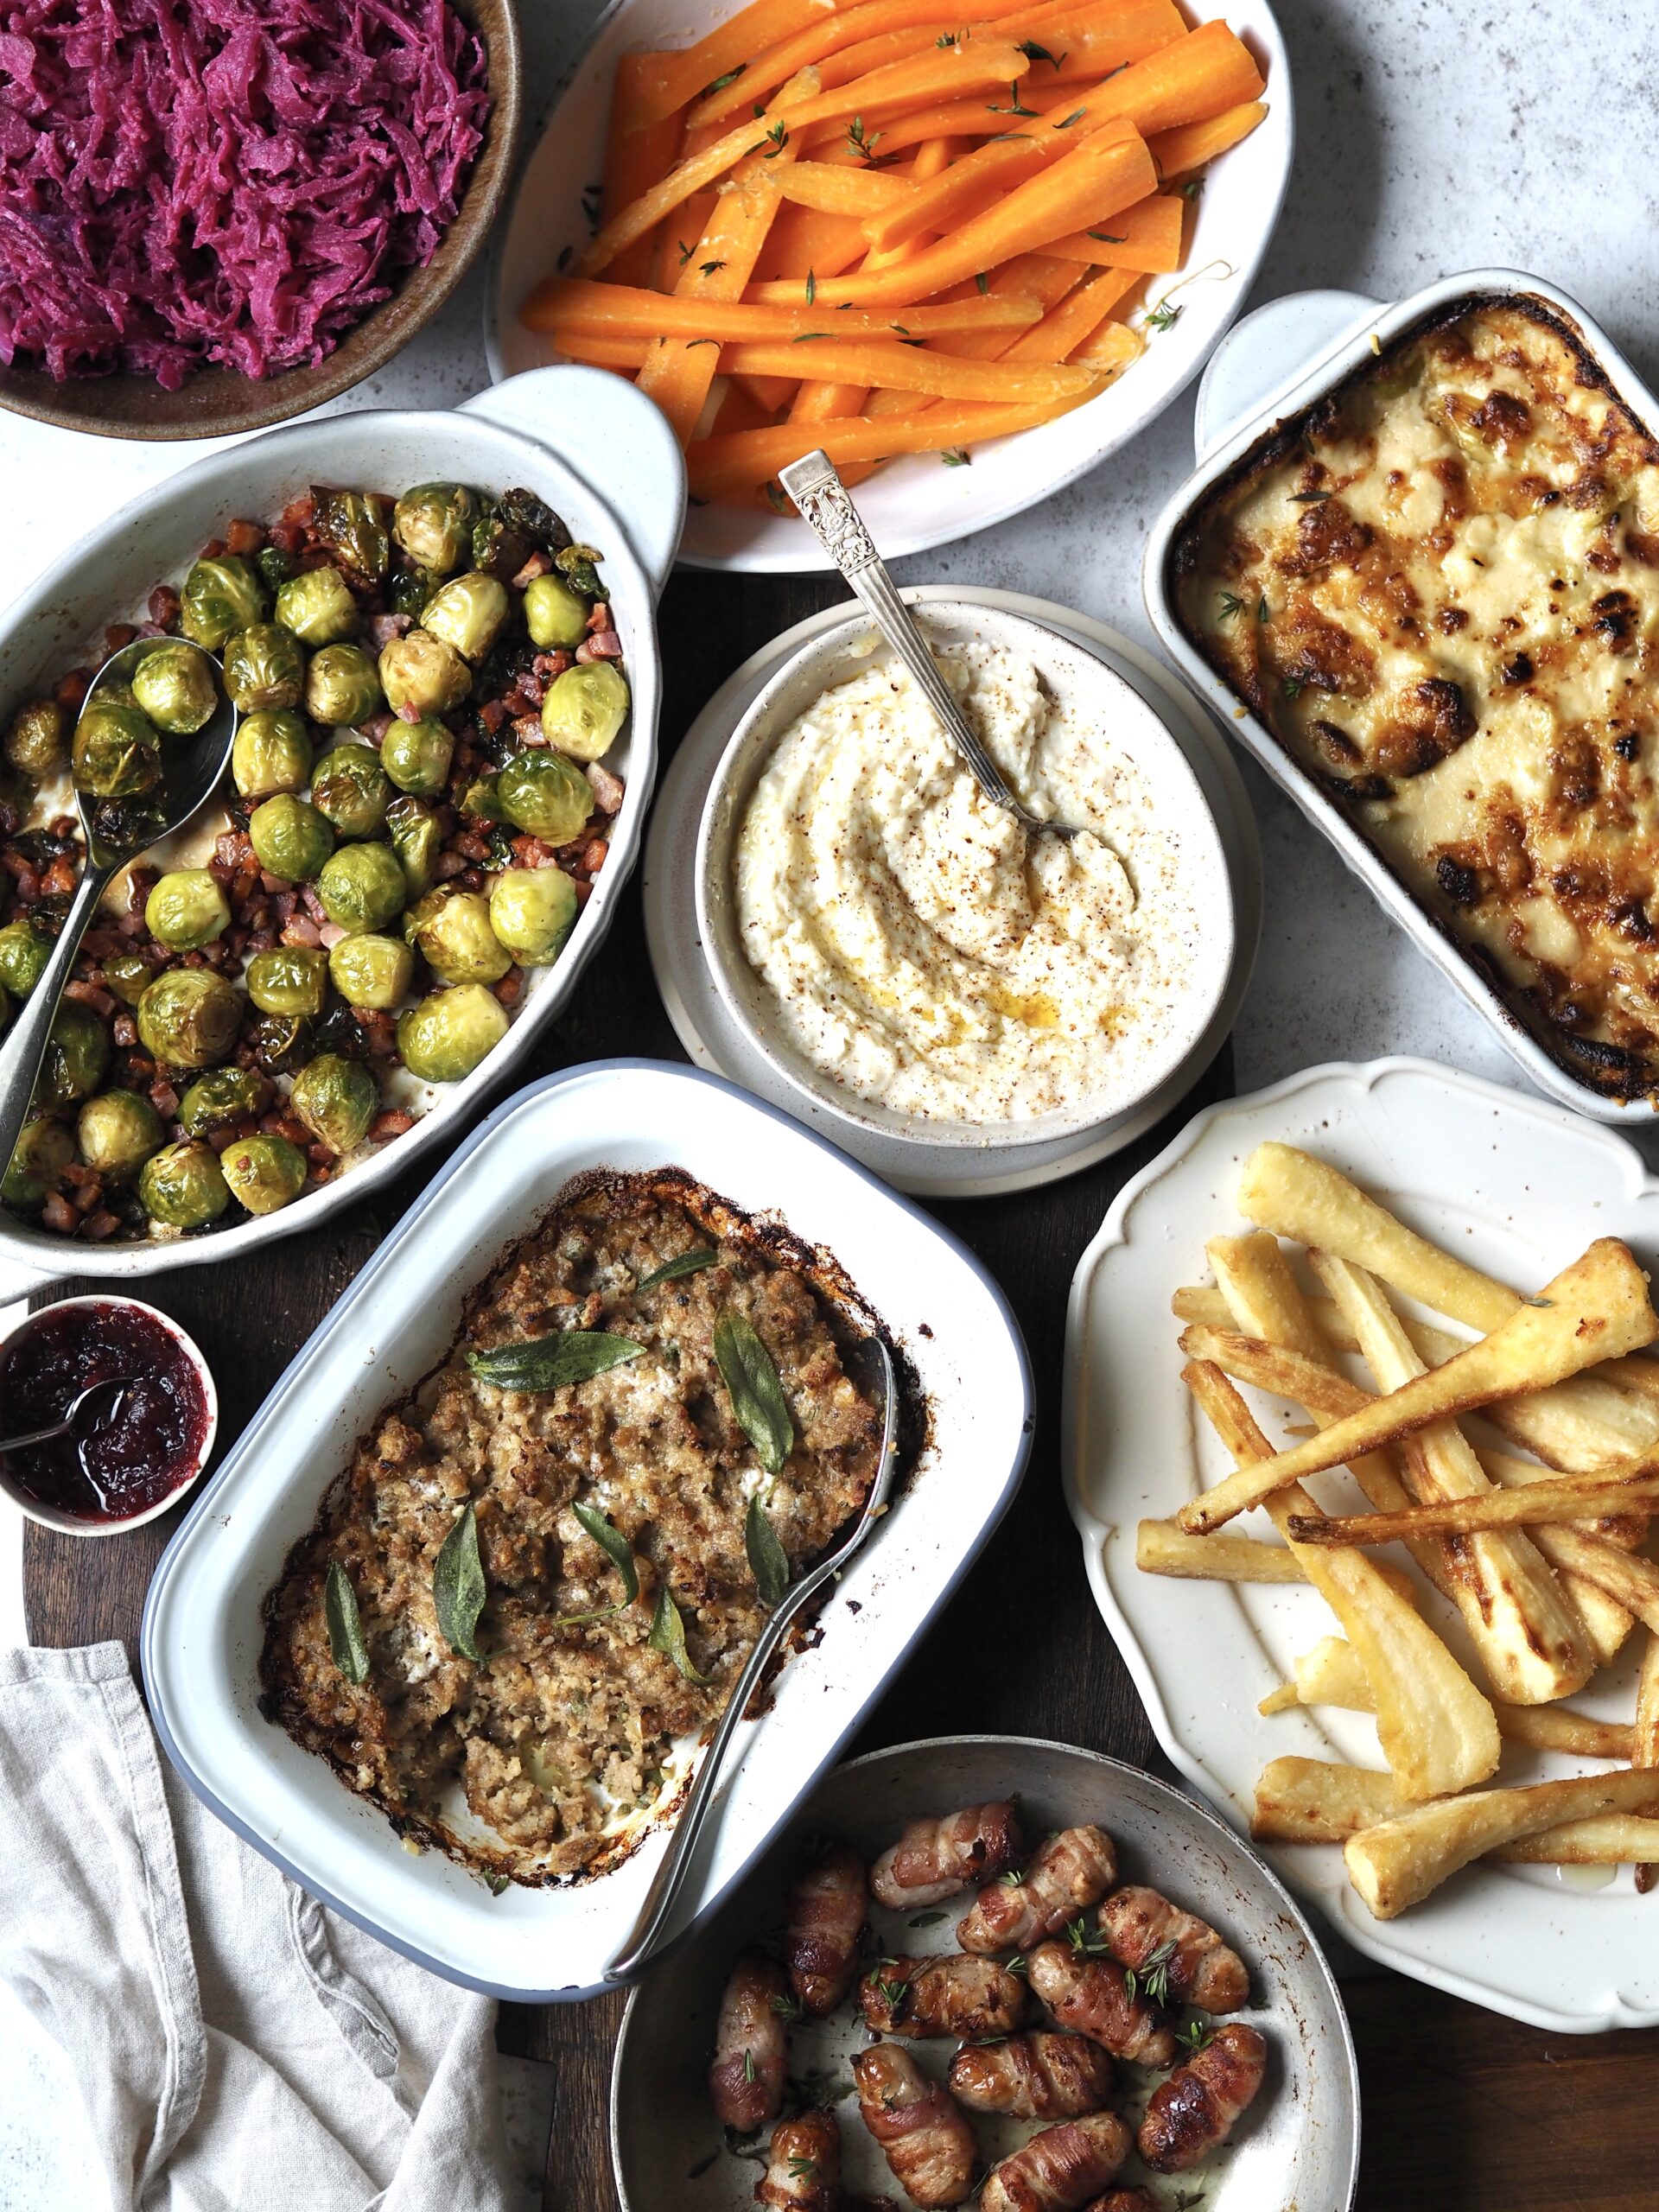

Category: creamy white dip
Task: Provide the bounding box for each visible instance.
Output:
[733,640,1207,1124]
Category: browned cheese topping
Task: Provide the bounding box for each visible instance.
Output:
[1174,296,1659,1099]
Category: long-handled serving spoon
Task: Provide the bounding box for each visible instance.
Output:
[0,639,238,1185]
[0,1376,135,1457]
[606,1332,901,1981]
[779,448,1087,839]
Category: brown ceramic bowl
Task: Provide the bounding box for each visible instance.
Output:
[0,0,521,443]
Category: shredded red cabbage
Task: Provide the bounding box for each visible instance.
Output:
[0,0,490,387]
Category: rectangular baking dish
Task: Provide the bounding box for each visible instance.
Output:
[1141,265,1659,1127]
[141,1061,1032,2001]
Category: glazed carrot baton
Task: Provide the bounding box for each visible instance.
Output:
[1039,191,1184,270]
[600,53,683,286]
[860,110,1141,255]
[1147,97,1268,177]
[522,281,1046,340]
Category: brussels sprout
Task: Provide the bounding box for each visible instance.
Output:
[73,700,162,798]
[145,867,232,950]
[247,1014,314,1076]
[328,931,414,1009]
[100,951,153,1008]
[312,488,390,582]
[397,982,509,1084]
[385,794,442,899]
[378,629,471,718]
[0,918,51,998]
[407,887,512,986]
[379,716,454,797]
[310,741,391,840]
[389,565,443,620]
[3,1119,74,1211]
[257,543,296,594]
[556,543,607,601]
[139,1140,229,1230]
[177,1065,270,1135]
[232,709,313,800]
[221,1132,308,1215]
[421,572,510,664]
[454,772,502,823]
[77,1090,163,1180]
[245,944,328,1018]
[470,506,535,583]
[291,1052,378,1154]
[224,623,304,715]
[491,868,577,967]
[392,483,480,577]
[5,697,67,779]
[136,969,239,1071]
[541,662,628,762]
[274,565,359,647]
[248,793,334,883]
[38,1001,111,1107]
[130,642,217,735]
[316,842,404,933]
[181,554,266,651]
[522,573,589,652]
[496,749,593,842]
[499,486,570,555]
[305,642,383,729]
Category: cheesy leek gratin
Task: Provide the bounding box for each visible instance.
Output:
[1173,295,1659,1102]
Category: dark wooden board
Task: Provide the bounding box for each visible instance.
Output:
[25,566,1659,2209]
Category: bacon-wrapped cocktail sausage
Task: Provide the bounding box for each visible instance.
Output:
[870,1802,1023,1909]
[1138,2023,1268,2173]
[947,2030,1114,2119]
[709,1954,789,2133]
[756,2111,841,2209]
[1082,2191,1156,2212]
[958,1826,1118,1955]
[978,2112,1133,2212]
[858,1952,1027,2040]
[1099,1885,1249,2014]
[853,2043,979,2209]
[784,1840,868,2016]
[1027,1942,1175,2067]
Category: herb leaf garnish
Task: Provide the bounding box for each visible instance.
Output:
[435,1501,487,1662]
[650,1580,710,1684]
[637,1247,719,1292]
[559,1501,640,1621]
[324,1560,370,1684]
[467,1331,645,1392]
[715,1312,795,1474]
[745,1491,792,1606]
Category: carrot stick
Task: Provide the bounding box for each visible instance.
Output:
[524,279,1043,340]
[1001,264,1135,359]
[862,251,1078,416]
[1068,316,1141,372]
[1147,97,1268,178]
[625,0,860,132]
[601,55,683,287]
[559,334,1097,402]
[687,0,967,127]
[687,381,1104,496]
[1038,190,1184,270]
[582,41,1033,274]
[860,108,1136,254]
[817,0,1179,99]
[773,163,918,215]
[748,125,1155,307]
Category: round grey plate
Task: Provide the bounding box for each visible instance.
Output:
[643,589,1263,1198]
[611,1732,1361,2212]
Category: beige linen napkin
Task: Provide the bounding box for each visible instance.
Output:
[0,1641,518,2211]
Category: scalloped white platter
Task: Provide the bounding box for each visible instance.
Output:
[1063,1056,1659,2033]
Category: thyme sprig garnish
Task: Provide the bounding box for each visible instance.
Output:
[1145,297,1183,334]
[846,114,882,162]
[1216,590,1247,622]
[1123,1936,1177,2007]
[988,85,1038,116]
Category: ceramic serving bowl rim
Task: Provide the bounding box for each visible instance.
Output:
[0,1292,219,1536]
[694,600,1238,1153]
[0,0,524,443]
[609,1729,1363,2212]
[0,367,680,1280]
[1141,263,1659,1127]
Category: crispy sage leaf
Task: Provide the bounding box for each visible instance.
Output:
[714,1312,794,1476]
[324,1560,370,1685]
[435,1501,487,1662]
[745,1491,791,1608]
[466,1332,645,1392]
[649,1580,709,1685]
[550,1500,644,1626]
[636,1246,719,1292]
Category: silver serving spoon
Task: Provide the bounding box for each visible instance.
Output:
[779,448,1087,839]
[0,1376,135,1457]
[0,639,238,1186]
[606,1332,901,1981]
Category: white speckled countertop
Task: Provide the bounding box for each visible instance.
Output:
[1,0,1656,2198]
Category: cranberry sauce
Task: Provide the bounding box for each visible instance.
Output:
[0,1301,209,1522]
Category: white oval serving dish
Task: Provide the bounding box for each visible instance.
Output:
[612,1732,1361,2212]
[1142,266,1659,1128]
[0,366,685,1281]
[486,0,1294,572]
[142,1060,1033,2002]
[1064,1053,1659,2034]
